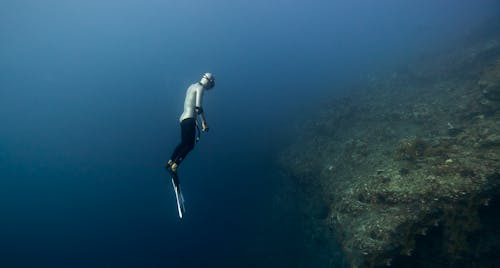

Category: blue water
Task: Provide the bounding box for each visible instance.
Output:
[1,1,498,267]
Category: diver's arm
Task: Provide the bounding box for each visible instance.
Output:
[195,107,208,131]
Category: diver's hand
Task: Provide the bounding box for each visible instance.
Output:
[202,122,209,132]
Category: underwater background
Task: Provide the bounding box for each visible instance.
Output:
[1,1,499,267]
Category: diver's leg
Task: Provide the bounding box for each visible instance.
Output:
[170,143,183,164]
[174,118,196,165]
[167,122,184,170]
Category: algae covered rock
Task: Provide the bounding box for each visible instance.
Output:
[279,27,500,267]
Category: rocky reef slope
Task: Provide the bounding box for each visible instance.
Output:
[279,25,500,267]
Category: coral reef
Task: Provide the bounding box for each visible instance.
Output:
[278,24,500,267]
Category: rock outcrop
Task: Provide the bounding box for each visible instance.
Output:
[279,23,500,267]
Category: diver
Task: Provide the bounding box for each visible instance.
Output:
[166,73,215,178]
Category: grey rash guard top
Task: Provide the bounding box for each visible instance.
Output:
[179,83,205,122]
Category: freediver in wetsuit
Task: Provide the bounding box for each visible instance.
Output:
[166,73,215,180]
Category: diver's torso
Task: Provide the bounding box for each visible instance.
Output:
[179,83,203,122]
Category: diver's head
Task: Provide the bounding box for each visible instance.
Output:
[200,73,215,89]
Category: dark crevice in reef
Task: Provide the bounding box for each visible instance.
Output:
[391,186,500,268]
[278,21,500,267]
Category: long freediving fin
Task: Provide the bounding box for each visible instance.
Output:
[171,177,186,219]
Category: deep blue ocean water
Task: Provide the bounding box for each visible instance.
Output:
[1,1,498,267]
